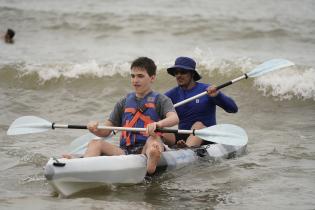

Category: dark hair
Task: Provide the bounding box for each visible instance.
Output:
[6,29,15,38]
[131,57,156,76]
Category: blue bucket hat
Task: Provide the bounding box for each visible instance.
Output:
[167,57,202,81]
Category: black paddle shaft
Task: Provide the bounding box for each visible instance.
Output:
[52,123,87,130]
[156,128,193,135]
[68,125,87,129]
[216,74,248,90]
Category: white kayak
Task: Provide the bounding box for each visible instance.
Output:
[44,142,247,197]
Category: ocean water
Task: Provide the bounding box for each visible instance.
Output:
[1,0,315,209]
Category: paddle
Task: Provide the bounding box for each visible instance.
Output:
[174,58,294,107]
[7,116,248,146]
[69,133,103,155]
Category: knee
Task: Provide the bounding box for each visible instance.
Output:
[149,147,161,158]
[191,121,205,130]
[148,142,162,155]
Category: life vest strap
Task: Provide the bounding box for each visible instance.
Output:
[121,92,160,147]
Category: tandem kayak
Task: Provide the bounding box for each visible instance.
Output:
[44,141,247,197]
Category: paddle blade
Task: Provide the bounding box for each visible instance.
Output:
[7,116,52,135]
[248,59,294,78]
[69,133,114,155]
[195,124,248,146]
[69,133,98,154]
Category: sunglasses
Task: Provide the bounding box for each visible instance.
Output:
[174,69,189,75]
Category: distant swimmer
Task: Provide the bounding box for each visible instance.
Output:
[3,28,15,44]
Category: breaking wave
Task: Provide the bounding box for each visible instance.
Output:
[1,57,314,101]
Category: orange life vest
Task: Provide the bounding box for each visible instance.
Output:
[120,92,160,147]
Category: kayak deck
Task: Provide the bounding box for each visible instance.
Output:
[44,143,247,197]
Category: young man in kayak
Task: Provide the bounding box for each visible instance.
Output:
[163,56,238,148]
[78,57,179,174]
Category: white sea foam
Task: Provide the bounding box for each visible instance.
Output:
[18,60,131,81]
[16,53,252,82]
[12,55,315,101]
[254,67,315,100]
[192,49,315,101]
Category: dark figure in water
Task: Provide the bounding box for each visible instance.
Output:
[4,28,15,44]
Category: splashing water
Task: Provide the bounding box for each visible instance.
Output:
[255,67,315,100]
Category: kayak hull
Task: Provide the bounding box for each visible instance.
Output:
[44,143,247,197]
[45,154,147,197]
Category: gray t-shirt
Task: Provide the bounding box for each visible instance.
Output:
[108,93,175,126]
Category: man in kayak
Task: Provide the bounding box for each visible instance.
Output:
[163,56,238,148]
[75,57,179,175]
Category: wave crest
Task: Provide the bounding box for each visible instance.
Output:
[254,66,315,100]
[1,57,314,101]
[0,60,131,85]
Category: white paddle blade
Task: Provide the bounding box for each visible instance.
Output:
[248,59,294,78]
[69,133,98,155]
[196,124,248,146]
[69,133,114,155]
[7,116,52,135]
